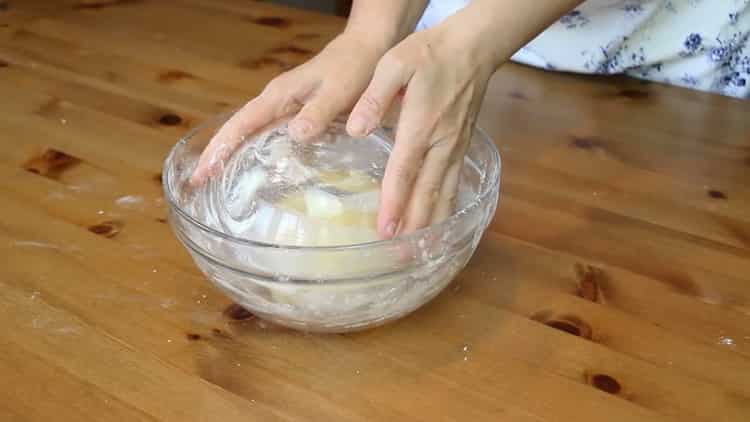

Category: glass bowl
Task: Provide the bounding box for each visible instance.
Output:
[163,112,501,333]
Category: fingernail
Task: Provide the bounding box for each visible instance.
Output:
[383,220,398,239]
[289,118,312,140]
[347,115,369,137]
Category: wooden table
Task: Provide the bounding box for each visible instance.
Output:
[2,1,749,421]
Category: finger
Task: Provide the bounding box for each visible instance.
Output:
[190,97,279,185]
[381,94,402,131]
[398,139,456,234]
[377,83,435,239]
[431,158,462,225]
[347,54,414,137]
[430,118,472,225]
[288,80,360,142]
[190,74,312,185]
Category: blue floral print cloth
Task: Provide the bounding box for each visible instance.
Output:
[416,0,750,98]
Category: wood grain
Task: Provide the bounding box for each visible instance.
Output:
[1,1,749,421]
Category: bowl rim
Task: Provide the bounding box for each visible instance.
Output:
[162,111,501,251]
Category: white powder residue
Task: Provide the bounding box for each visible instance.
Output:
[14,240,61,250]
[115,195,144,207]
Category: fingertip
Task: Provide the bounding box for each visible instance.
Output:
[346,114,371,138]
[189,136,228,185]
[288,117,312,141]
[289,116,330,143]
[377,194,404,239]
[377,161,420,240]
[189,153,209,187]
[378,218,399,240]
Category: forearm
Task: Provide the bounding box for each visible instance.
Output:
[437,0,584,68]
[344,0,429,53]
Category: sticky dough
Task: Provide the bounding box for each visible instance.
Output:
[236,169,397,282]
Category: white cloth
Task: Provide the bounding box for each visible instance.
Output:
[416,0,750,98]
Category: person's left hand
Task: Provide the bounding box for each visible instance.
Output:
[345,24,499,238]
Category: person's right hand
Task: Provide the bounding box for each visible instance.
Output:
[190,33,388,185]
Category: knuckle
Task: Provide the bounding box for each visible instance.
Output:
[280,96,302,115]
[303,96,332,116]
[403,34,434,65]
[378,50,408,73]
[358,93,383,116]
[299,105,322,121]
[320,82,355,108]
[262,76,288,99]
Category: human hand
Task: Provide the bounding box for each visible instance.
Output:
[191,0,574,240]
[190,33,388,185]
[345,25,498,238]
[347,0,583,238]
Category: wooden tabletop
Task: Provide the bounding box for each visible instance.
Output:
[2,1,750,421]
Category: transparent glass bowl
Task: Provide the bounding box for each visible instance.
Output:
[163,113,501,332]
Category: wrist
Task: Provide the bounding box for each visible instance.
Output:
[437,0,583,69]
[343,0,429,55]
[430,13,509,73]
[340,26,397,58]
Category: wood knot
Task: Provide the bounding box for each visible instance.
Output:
[533,311,593,340]
[0,59,8,68]
[239,56,290,71]
[224,303,255,321]
[155,217,167,224]
[569,135,603,150]
[617,88,649,99]
[294,33,320,40]
[241,45,312,72]
[211,327,232,339]
[269,45,312,56]
[186,332,201,341]
[252,16,290,28]
[158,70,194,83]
[588,373,622,395]
[546,320,583,337]
[575,263,605,303]
[158,113,182,126]
[656,271,701,297]
[24,148,81,179]
[35,97,67,118]
[707,189,727,200]
[88,220,122,238]
[73,0,141,10]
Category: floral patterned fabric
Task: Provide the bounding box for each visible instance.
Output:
[416,0,750,98]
